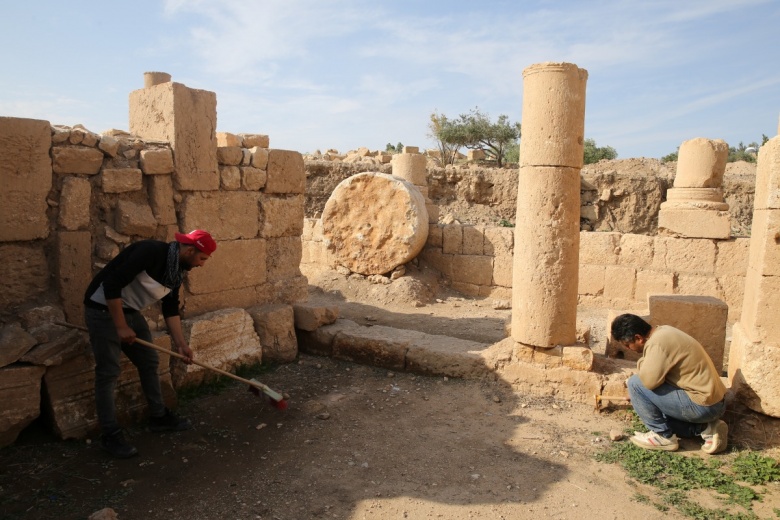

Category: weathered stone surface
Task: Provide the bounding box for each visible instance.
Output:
[217,146,243,166]
[392,153,427,186]
[332,324,409,370]
[248,304,297,363]
[674,138,728,189]
[715,238,750,276]
[266,236,302,282]
[579,231,620,265]
[115,199,158,236]
[88,508,119,520]
[578,264,605,295]
[19,305,65,330]
[44,334,175,438]
[187,238,266,294]
[217,132,242,148]
[728,322,780,417]
[321,172,428,275]
[483,226,512,256]
[20,328,89,367]
[496,354,602,405]
[296,319,362,356]
[442,225,463,255]
[129,82,219,191]
[653,236,716,274]
[139,149,174,174]
[182,286,260,317]
[0,365,45,447]
[0,322,38,368]
[250,147,269,169]
[0,117,52,241]
[260,194,304,238]
[603,265,636,301]
[220,165,241,190]
[405,332,492,378]
[52,146,104,174]
[57,231,92,325]
[240,134,269,148]
[148,175,177,225]
[461,226,484,255]
[658,208,731,239]
[618,234,654,268]
[241,166,267,191]
[266,149,305,194]
[98,134,119,157]
[0,244,49,311]
[102,168,143,193]
[176,308,262,387]
[58,176,91,230]
[451,254,493,286]
[755,135,780,210]
[271,275,308,304]
[292,303,339,331]
[180,191,260,240]
[634,270,674,302]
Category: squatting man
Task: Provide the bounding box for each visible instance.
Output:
[83,230,217,458]
[610,314,728,453]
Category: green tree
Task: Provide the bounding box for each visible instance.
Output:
[583,138,618,164]
[384,142,404,154]
[427,111,462,165]
[443,108,521,167]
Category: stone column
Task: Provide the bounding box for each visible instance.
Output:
[728,135,780,417]
[392,146,438,223]
[129,72,219,191]
[658,138,730,238]
[511,62,587,348]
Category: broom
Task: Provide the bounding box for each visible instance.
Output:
[55,321,288,410]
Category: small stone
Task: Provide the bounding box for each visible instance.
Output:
[492,396,501,403]
[256,423,267,430]
[317,413,330,420]
[609,429,625,441]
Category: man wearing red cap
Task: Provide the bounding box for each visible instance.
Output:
[83,230,217,458]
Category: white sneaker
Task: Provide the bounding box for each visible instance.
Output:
[701,420,728,454]
[630,431,679,451]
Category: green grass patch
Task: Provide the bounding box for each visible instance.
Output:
[594,442,775,518]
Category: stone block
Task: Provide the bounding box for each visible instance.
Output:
[186,238,266,294]
[101,168,143,193]
[139,149,174,174]
[618,234,654,268]
[58,176,91,230]
[332,324,409,370]
[292,303,339,331]
[715,238,750,276]
[405,332,494,379]
[148,175,177,225]
[57,231,92,325]
[18,305,65,330]
[0,365,45,447]
[658,208,731,239]
[492,253,513,287]
[250,147,269,169]
[241,166,267,191]
[180,191,260,240]
[217,132,242,148]
[579,231,620,265]
[496,361,602,405]
[19,328,88,367]
[483,226,513,256]
[740,267,780,343]
[296,319,362,357]
[461,225,484,255]
[266,236,302,282]
[271,275,308,304]
[220,165,241,190]
[442,224,463,254]
[217,146,243,166]
[635,270,674,302]
[129,82,219,191]
[115,199,158,237]
[648,294,728,372]
[718,275,744,321]
[260,194,305,238]
[562,345,594,371]
[603,265,636,300]
[419,248,453,278]
[0,117,52,241]
[578,264,605,295]
[451,254,493,286]
[248,304,297,363]
[175,308,261,387]
[676,274,722,299]
[266,149,304,194]
[755,135,780,210]
[98,134,119,157]
[52,146,104,175]
[674,138,728,188]
[181,286,259,317]
[0,322,37,368]
[451,281,481,297]
[653,236,716,274]
[0,244,49,311]
[727,322,780,417]
[241,134,269,148]
[747,209,780,277]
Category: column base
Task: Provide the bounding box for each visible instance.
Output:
[658,208,731,239]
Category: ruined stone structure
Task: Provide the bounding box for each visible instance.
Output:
[392,146,439,223]
[728,135,780,417]
[658,137,731,238]
[511,62,587,348]
[0,74,307,445]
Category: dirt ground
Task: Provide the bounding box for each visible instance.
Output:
[2,275,780,520]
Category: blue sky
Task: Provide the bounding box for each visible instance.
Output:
[1,0,778,159]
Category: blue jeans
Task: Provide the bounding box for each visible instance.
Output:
[85,307,165,434]
[627,374,725,438]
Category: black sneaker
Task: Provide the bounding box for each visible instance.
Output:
[101,429,139,459]
[148,408,192,432]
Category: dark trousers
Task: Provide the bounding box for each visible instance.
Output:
[85,307,165,434]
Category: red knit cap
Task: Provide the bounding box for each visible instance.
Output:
[175,230,217,255]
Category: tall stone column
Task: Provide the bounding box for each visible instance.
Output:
[129,72,219,191]
[728,135,780,417]
[658,138,730,238]
[511,62,587,348]
[391,146,438,222]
